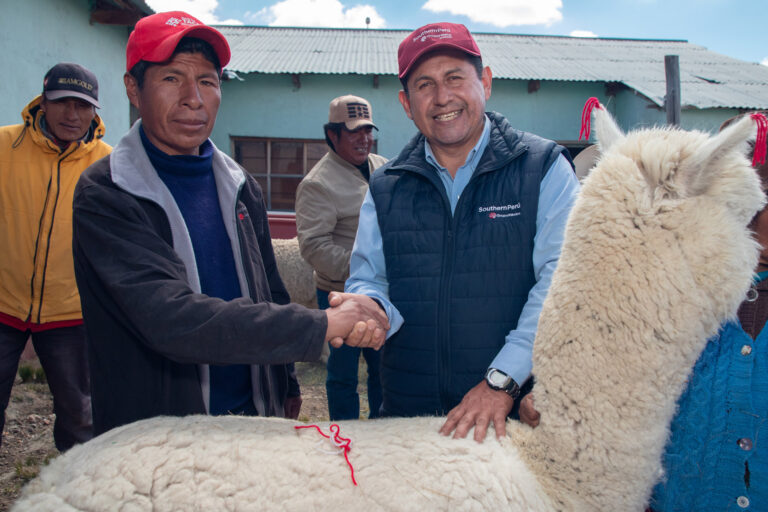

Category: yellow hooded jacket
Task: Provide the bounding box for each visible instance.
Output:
[0,95,111,330]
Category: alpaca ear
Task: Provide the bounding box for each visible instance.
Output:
[682,115,755,196]
[593,107,624,154]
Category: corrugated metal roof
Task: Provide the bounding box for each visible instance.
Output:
[215,26,768,110]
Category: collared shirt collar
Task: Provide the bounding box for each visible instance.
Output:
[424,114,491,177]
[423,115,491,214]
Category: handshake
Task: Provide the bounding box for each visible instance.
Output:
[324,292,390,350]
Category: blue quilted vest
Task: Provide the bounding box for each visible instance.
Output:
[369,112,570,416]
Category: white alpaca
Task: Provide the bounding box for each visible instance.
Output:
[271,236,318,310]
[271,236,328,363]
[13,106,765,511]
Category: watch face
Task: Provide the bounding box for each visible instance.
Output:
[487,369,510,388]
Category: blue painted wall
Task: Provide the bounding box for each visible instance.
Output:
[212,73,411,160]
[0,0,133,146]
[0,3,742,154]
[214,72,741,161]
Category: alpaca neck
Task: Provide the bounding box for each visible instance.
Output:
[515,322,711,511]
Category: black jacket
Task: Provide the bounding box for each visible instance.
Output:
[73,123,326,435]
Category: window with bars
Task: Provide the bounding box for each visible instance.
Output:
[232,137,328,211]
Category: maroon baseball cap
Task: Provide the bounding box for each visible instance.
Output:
[126,11,231,72]
[398,22,482,79]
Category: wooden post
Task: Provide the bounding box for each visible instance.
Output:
[665,55,681,126]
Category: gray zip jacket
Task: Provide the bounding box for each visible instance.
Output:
[73,121,327,435]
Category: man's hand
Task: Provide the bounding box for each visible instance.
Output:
[284,395,302,420]
[518,392,540,428]
[324,292,390,349]
[439,381,514,442]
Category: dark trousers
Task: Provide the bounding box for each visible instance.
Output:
[319,289,383,420]
[0,323,92,451]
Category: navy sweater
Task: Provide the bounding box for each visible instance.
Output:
[140,128,252,415]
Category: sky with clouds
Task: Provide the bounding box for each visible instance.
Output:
[145,0,768,65]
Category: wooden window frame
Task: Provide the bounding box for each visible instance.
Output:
[231,136,328,212]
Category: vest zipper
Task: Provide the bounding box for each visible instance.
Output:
[435,174,480,411]
[437,222,454,411]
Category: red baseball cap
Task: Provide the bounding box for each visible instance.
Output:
[398,22,481,80]
[126,11,231,72]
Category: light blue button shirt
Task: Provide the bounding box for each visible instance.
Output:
[346,116,580,385]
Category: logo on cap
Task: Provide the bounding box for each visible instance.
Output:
[346,102,370,120]
[165,16,200,27]
[57,78,94,91]
[415,27,453,43]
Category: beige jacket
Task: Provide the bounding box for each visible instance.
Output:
[295,150,388,292]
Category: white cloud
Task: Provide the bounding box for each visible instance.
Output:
[421,0,562,27]
[762,58,768,67]
[145,0,243,25]
[570,30,597,38]
[247,0,386,28]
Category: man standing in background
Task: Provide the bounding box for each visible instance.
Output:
[296,95,388,420]
[0,62,110,450]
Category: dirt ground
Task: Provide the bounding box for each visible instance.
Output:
[0,358,369,511]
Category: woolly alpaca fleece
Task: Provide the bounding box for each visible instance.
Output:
[271,236,318,309]
[13,108,765,511]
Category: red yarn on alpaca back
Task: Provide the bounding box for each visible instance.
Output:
[295,423,358,485]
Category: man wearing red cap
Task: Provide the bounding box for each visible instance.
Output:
[346,22,580,441]
[72,11,388,435]
[0,62,110,451]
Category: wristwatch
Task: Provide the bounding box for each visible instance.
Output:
[484,368,521,399]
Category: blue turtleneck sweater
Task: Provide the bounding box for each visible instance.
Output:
[140,127,253,415]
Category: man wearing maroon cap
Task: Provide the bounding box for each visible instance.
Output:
[346,22,580,441]
[72,11,388,435]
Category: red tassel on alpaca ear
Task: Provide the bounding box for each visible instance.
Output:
[578,97,603,141]
[751,112,767,167]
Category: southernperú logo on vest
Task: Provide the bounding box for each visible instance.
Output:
[478,203,521,219]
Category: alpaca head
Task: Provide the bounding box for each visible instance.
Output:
[589,104,765,227]
[579,102,766,320]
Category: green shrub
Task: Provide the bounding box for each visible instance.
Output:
[17,365,34,383]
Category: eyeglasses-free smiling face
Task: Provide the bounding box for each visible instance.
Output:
[125,52,221,156]
[399,50,492,163]
[40,97,96,143]
[329,126,375,166]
